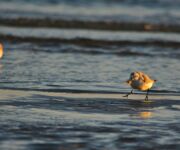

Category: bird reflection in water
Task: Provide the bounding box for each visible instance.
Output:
[129,111,153,119]
[139,111,152,119]
[127,100,153,119]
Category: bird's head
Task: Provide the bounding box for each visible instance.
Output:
[129,72,140,80]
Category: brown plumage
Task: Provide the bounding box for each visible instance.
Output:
[124,71,157,100]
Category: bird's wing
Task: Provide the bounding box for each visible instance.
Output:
[137,72,145,82]
[142,74,152,83]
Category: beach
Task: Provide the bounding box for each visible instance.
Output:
[0,0,180,149]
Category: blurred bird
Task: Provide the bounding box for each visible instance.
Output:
[123,71,156,100]
[0,43,3,58]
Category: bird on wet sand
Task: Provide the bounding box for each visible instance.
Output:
[124,71,157,101]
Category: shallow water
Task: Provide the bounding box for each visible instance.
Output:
[0,0,180,150]
[0,90,180,150]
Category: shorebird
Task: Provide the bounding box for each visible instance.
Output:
[0,43,3,58]
[123,71,156,101]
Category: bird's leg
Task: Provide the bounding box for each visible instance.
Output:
[123,89,133,98]
[145,89,149,101]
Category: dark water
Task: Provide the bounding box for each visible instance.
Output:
[0,0,180,150]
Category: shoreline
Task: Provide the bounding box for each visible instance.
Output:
[0,89,179,101]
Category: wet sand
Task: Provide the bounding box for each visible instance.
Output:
[0,89,180,150]
[0,0,180,149]
[0,89,179,101]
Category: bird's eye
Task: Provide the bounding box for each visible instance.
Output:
[131,72,134,76]
[130,72,135,79]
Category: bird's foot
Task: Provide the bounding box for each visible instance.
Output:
[123,94,129,99]
[145,95,149,101]
[123,90,133,99]
[143,96,152,103]
[143,100,153,103]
